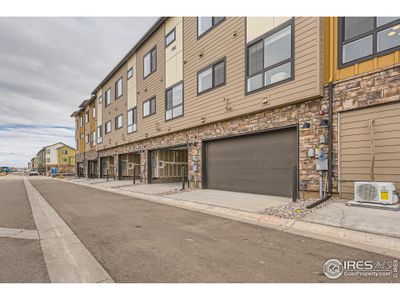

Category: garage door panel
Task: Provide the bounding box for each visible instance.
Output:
[339,102,400,199]
[205,127,297,197]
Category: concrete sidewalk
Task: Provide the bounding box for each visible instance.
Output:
[59,177,400,259]
[303,201,400,239]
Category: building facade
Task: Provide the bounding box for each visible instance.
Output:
[72,17,400,199]
[37,142,76,175]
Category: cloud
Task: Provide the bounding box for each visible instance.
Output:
[0,17,158,167]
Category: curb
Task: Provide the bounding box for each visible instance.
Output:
[57,178,400,259]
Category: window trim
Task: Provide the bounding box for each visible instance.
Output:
[338,17,400,69]
[143,46,157,79]
[197,57,226,96]
[197,17,226,39]
[105,88,111,107]
[115,114,123,130]
[115,77,123,99]
[165,81,184,122]
[142,96,156,118]
[127,67,133,79]
[105,120,112,135]
[165,27,176,47]
[127,107,137,134]
[244,18,295,96]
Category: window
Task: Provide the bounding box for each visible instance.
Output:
[98,95,103,104]
[97,125,103,144]
[62,150,68,155]
[127,107,137,133]
[166,82,183,120]
[115,77,123,99]
[105,88,111,107]
[246,22,293,93]
[80,116,83,128]
[46,149,50,154]
[115,115,123,129]
[165,28,176,46]
[85,133,89,144]
[105,121,112,134]
[197,17,225,37]
[92,106,96,119]
[143,47,157,78]
[198,59,226,94]
[339,17,400,66]
[143,97,156,117]
[92,132,96,147]
[85,111,89,123]
[127,68,133,79]
[63,158,68,163]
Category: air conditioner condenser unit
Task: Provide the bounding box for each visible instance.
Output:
[354,182,399,205]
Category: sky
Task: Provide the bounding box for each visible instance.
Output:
[0,17,158,167]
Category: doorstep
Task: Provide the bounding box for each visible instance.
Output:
[57,178,400,259]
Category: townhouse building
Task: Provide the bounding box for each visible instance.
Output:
[71,17,400,199]
[37,142,76,175]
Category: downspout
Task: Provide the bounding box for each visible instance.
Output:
[307,17,334,209]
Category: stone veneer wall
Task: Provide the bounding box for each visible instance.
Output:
[77,64,399,199]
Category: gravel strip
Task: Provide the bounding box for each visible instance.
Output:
[260,197,337,219]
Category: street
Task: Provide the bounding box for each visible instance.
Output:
[0,174,398,283]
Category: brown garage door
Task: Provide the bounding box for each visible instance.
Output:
[204,127,297,197]
[339,102,400,199]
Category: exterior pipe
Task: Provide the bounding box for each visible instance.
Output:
[307,81,334,209]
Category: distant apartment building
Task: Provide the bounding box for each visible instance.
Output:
[37,142,76,175]
[28,156,38,169]
[71,17,400,199]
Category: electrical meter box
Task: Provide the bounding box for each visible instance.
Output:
[316,159,328,171]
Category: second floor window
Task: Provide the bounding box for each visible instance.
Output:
[115,77,123,99]
[198,59,226,94]
[166,82,183,120]
[143,47,157,78]
[127,107,137,133]
[143,97,156,117]
[62,150,68,154]
[247,22,293,93]
[339,17,400,66]
[92,106,96,119]
[92,132,96,147]
[105,88,111,107]
[198,17,225,37]
[115,115,123,129]
[97,125,103,144]
[80,116,83,127]
[105,121,112,134]
[85,111,89,123]
[98,95,103,104]
[85,133,89,144]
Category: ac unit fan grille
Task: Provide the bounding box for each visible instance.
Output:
[356,183,378,201]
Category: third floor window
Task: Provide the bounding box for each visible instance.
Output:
[197,59,226,94]
[166,82,183,120]
[105,88,111,107]
[115,77,123,99]
[143,47,157,78]
[143,97,156,117]
[339,17,400,66]
[246,21,293,93]
[197,17,225,38]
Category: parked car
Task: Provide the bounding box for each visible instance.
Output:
[29,169,38,176]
